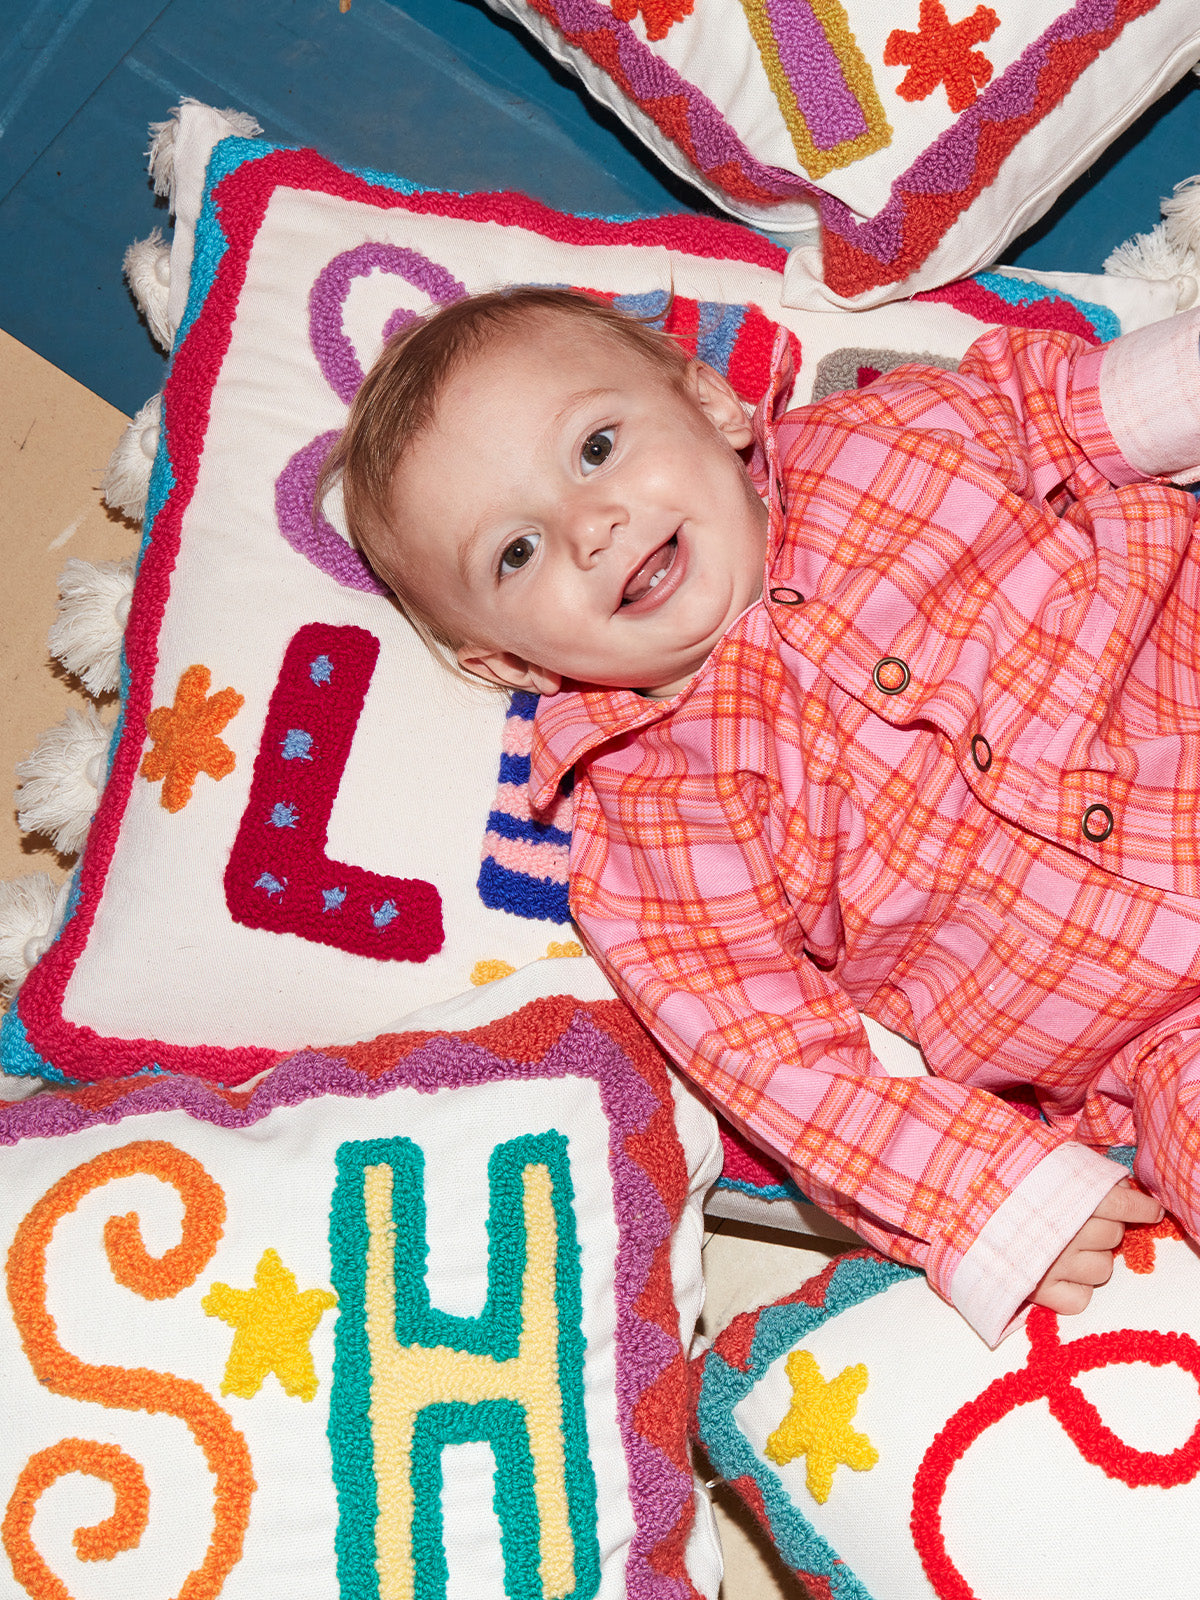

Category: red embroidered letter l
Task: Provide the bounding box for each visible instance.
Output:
[224,623,443,961]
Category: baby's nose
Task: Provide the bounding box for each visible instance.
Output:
[564,502,620,560]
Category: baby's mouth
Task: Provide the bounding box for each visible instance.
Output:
[620,537,678,606]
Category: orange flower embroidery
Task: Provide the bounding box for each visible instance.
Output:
[611,0,694,42]
[884,0,999,113]
[141,664,245,813]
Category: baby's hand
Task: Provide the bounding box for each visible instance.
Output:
[1030,1179,1164,1316]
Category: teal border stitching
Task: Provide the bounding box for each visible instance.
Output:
[974,271,1121,343]
[695,1252,917,1598]
[412,1400,540,1600]
[713,1174,806,1202]
[0,1006,72,1083]
[328,1130,600,1600]
[182,137,659,358]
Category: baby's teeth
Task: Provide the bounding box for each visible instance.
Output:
[648,571,662,588]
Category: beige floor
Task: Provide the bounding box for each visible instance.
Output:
[0,329,846,1599]
[0,331,137,887]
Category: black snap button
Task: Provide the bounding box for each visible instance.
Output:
[872,656,910,695]
[1081,804,1114,843]
[769,586,803,605]
[971,734,992,772]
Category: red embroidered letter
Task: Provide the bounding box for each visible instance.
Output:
[224,622,443,961]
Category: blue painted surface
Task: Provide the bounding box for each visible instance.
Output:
[0,0,1196,415]
[0,0,704,414]
[1003,70,1200,274]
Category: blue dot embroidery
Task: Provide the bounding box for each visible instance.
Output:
[323,887,348,913]
[270,802,299,828]
[256,872,287,898]
[282,728,314,761]
[372,900,398,929]
[309,654,334,685]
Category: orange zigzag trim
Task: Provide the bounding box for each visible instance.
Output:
[3,1141,255,1600]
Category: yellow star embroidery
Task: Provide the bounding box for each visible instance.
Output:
[764,1349,879,1503]
[140,663,245,812]
[202,1248,337,1401]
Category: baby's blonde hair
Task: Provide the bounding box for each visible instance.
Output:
[319,285,689,660]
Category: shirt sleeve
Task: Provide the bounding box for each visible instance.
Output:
[567,764,1126,1346]
[954,305,1200,491]
[1091,307,1200,485]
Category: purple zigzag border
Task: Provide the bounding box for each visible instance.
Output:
[537,0,1154,271]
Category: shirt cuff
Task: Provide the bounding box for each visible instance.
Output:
[1092,306,1200,485]
[946,1143,1129,1348]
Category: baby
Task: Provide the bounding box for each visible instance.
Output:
[324,284,1200,1345]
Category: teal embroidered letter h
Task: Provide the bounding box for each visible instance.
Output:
[328,1132,599,1600]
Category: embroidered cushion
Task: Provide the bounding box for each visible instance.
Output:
[0,105,1175,1090]
[693,1207,1200,1599]
[476,0,1200,306]
[1,972,725,1598]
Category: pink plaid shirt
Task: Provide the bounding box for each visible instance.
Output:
[531,310,1200,1345]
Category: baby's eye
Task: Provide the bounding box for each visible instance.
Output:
[499,532,540,577]
[580,429,615,474]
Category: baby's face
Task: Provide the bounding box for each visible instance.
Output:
[383,312,768,697]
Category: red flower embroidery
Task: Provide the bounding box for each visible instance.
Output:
[610,0,694,42]
[884,1,1000,113]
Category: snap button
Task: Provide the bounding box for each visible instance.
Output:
[970,734,992,772]
[1081,803,1114,843]
[872,656,910,695]
[769,586,803,605]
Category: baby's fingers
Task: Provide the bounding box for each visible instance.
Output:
[1031,1278,1095,1316]
[1059,1246,1117,1289]
[1072,1215,1124,1254]
[1097,1178,1163,1226]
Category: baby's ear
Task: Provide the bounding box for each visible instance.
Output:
[456,645,562,696]
[688,361,755,450]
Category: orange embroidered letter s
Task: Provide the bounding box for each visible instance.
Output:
[4,1140,255,1600]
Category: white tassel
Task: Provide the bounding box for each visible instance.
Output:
[123,229,173,351]
[1104,174,1200,312]
[47,557,135,697]
[15,706,113,858]
[1104,220,1188,280]
[102,393,162,523]
[147,99,263,207]
[0,874,71,1000]
[1162,174,1200,264]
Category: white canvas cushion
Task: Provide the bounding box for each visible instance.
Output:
[479,0,1200,306]
[1,109,1178,1090]
[1,964,725,1598]
[694,1211,1200,1598]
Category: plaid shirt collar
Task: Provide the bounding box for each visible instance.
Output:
[530,330,796,812]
